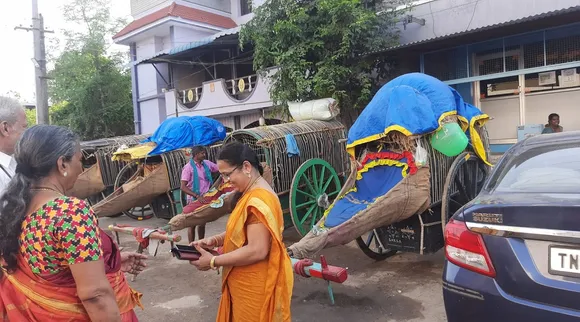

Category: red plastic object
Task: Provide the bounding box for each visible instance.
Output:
[320,255,348,284]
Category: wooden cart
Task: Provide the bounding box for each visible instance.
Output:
[355,126,491,260]
[224,119,350,236]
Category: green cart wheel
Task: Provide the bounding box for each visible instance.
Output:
[289,158,342,237]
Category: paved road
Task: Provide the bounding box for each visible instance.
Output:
[100,215,447,322]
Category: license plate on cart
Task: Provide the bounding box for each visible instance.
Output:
[549,245,580,278]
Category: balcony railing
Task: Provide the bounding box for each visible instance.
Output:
[178,74,259,108]
[179,86,203,107]
[226,75,258,100]
[166,68,279,117]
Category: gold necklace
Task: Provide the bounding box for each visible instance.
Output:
[242,176,262,196]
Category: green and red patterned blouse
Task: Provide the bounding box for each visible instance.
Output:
[19,196,103,275]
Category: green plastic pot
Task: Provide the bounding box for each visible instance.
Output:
[430,122,468,157]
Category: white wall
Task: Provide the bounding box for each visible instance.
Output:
[180,0,231,14]
[172,26,215,45]
[136,36,171,97]
[481,96,519,141]
[135,35,171,133]
[525,89,580,132]
[136,38,161,98]
[131,0,172,19]
[230,0,265,25]
[480,87,580,142]
[161,35,172,51]
[400,0,580,46]
[140,100,165,134]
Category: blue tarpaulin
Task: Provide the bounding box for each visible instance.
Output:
[320,73,491,229]
[324,163,406,227]
[143,116,226,156]
[346,73,489,163]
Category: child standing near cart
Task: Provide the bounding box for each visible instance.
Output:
[180,145,219,243]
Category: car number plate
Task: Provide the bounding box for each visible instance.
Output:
[549,245,580,278]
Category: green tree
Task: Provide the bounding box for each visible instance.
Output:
[25,109,36,126]
[48,0,133,140]
[240,0,408,119]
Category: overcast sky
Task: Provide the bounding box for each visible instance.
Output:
[0,0,131,102]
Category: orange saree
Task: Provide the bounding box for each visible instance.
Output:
[0,229,143,321]
[217,188,294,322]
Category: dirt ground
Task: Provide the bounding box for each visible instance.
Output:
[100,215,447,322]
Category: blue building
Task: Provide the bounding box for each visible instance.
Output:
[380,0,580,153]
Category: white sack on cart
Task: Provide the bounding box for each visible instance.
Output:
[288,98,340,121]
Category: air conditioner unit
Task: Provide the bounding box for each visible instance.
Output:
[538,71,557,86]
[559,69,580,88]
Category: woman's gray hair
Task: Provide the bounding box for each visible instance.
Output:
[0,96,24,125]
[0,125,79,274]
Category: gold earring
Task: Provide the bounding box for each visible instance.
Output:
[246,172,251,178]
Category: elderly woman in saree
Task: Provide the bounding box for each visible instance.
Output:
[0,125,146,321]
[191,142,293,322]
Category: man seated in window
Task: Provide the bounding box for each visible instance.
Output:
[542,113,563,134]
[180,146,219,243]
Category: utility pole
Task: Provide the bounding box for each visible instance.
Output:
[15,0,53,124]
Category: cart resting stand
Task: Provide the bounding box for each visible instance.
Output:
[287,72,492,260]
[67,134,149,217]
[220,119,350,237]
[107,224,182,281]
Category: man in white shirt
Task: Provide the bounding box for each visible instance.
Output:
[0,96,28,195]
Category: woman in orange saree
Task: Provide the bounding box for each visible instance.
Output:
[0,228,143,321]
[191,142,293,322]
[0,125,145,321]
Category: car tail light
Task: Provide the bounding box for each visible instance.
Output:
[445,219,496,278]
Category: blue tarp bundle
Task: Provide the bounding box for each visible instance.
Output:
[143,116,226,156]
[346,73,489,163]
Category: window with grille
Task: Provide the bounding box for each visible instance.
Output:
[240,0,252,15]
[423,47,469,81]
[420,23,580,82]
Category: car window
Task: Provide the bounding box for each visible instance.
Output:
[487,145,580,193]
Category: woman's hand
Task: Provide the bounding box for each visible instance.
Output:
[190,244,214,271]
[191,236,218,249]
[120,252,148,275]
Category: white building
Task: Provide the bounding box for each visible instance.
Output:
[374,0,580,153]
[113,0,276,134]
[116,0,580,153]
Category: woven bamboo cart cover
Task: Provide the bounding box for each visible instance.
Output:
[67,162,106,199]
[92,164,171,217]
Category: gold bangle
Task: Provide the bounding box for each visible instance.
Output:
[210,256,218,270]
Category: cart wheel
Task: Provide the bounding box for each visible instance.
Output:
[114,162,155,221]
[356,228,397,261]
[441,152,489,232]
[289,158,342,237]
